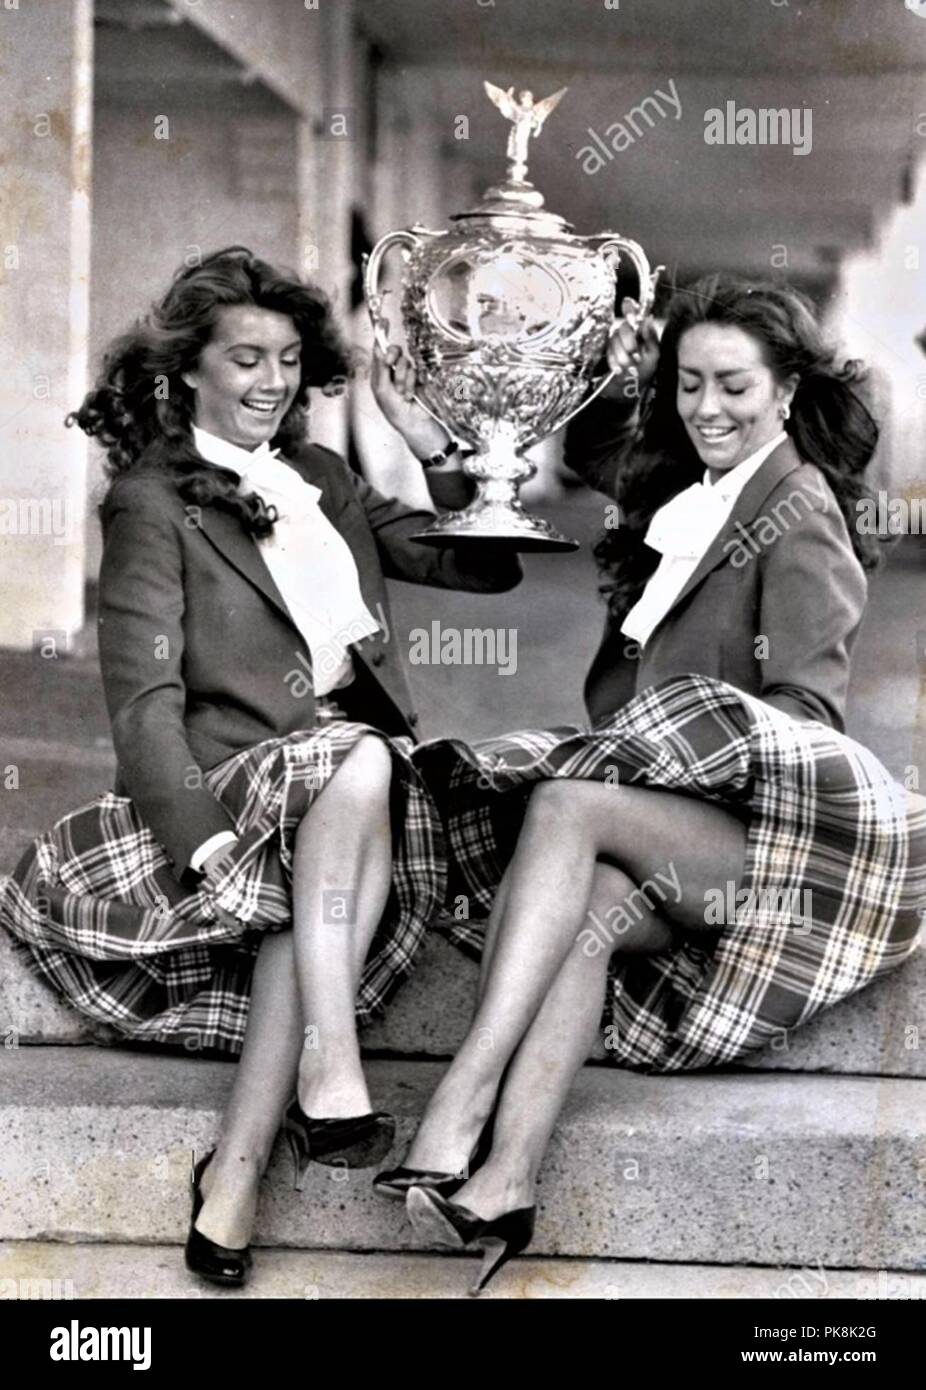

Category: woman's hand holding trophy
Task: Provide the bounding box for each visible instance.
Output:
[370,323,453,463]
[600,296,662,399]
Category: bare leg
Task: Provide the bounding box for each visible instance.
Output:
[195,734,393,1245]
[406,780,746,1178]
[196,930,302,1247]
[477,865,513,996]
[478,857,671,997]
[405,859,667,1188]
[455,864,658,1219]
[292,734,393,1117]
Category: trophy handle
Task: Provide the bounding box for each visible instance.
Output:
[551,250,664,437]
[362,228,451,433]
[598,235,662,328]
[362,229,424,353]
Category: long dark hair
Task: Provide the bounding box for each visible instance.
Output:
[68,246,352,536]
[593,273,881,623]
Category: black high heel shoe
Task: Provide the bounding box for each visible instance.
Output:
[405,1186,536,1296]
[184,1150,252,1289]
[372,1111,496,1202]
[283,1101,396,1189]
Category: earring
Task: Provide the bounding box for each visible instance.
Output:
[779,401,791,421]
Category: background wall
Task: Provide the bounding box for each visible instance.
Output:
[87,91,301,572]
[3,0,924,637]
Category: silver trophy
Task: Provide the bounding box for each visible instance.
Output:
[364,82,662,551]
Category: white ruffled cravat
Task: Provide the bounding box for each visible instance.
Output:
[237,443,323,516]
[643,477,732,560]
[620,431,787,647]
[191,426,381,691]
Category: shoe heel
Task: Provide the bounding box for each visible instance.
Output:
[286,1128,310,1192]
[470,1207,536,1295]
[470,1236,511,1297]
[407,1187,535,1296]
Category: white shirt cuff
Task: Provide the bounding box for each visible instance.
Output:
[189,831,239,873]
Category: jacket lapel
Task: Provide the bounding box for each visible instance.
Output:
[197,505,295,625]
[651,438,805,631]
[156,436,384,661]
[282,442,341,525]
[146,435,297,626]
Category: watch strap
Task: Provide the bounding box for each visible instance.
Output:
[421,438,460,470]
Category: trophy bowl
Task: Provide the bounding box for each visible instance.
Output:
[364,83,662,552]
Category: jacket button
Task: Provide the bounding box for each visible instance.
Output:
[371,652,385,667]
[407,712,419,728]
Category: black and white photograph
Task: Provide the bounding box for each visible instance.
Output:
[0,0,924,1355]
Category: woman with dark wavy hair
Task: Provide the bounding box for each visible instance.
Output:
[387,275,926,1292]
[0,246,520,1287]
[588,272,880,667]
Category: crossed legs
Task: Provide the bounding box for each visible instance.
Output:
[404,778,747,1219]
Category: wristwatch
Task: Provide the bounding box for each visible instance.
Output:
[421,438,460,470]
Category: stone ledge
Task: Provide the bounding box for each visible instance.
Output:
[3,923,924,1077]
[3,1240,924,1300]
[0,1049,923,1268]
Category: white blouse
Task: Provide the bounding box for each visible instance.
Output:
[620,432,787,649]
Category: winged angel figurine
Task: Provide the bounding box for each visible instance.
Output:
[484,82,568,184]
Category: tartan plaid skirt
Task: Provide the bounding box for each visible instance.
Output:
[416,675,926,1072]
[2,676,923,1070]
[1,718,446,1054]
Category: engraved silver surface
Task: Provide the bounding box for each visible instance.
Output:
[364,83,662,551]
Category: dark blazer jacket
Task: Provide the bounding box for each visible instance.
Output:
[97,438,521,882]
[564,400,868,731]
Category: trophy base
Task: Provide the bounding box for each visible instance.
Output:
[411,500,579,553]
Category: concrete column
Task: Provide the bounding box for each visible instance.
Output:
[353,67,459,508]
[394,70,448,230]
[352,71,429,507]
[300,0,356,458]
[829,160,926,504]
[0,0,93,650]
[370,78,409,242]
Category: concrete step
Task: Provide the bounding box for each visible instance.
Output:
[3,923,925,1077]
[3,1239,924,1300]
[1,1048,923,1270]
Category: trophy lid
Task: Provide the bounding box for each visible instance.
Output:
[453,82,574,235]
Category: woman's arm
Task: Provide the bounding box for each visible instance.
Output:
[756,484,868,730]
[561,396,640,499]
[347,466,523,594]
[560,304,660,498]
[98,477,238,881]
[348,341,520,590]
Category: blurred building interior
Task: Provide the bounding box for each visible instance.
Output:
[0,0,924,645]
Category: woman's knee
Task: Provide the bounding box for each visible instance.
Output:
[582,862,635,949]
[586,860,636,915]
[333,734,392,800]
[580,860,674,958]
[524,777,607,831]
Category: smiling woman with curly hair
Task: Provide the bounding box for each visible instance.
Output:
[71,246,352,533]
[0,245,521,1288]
